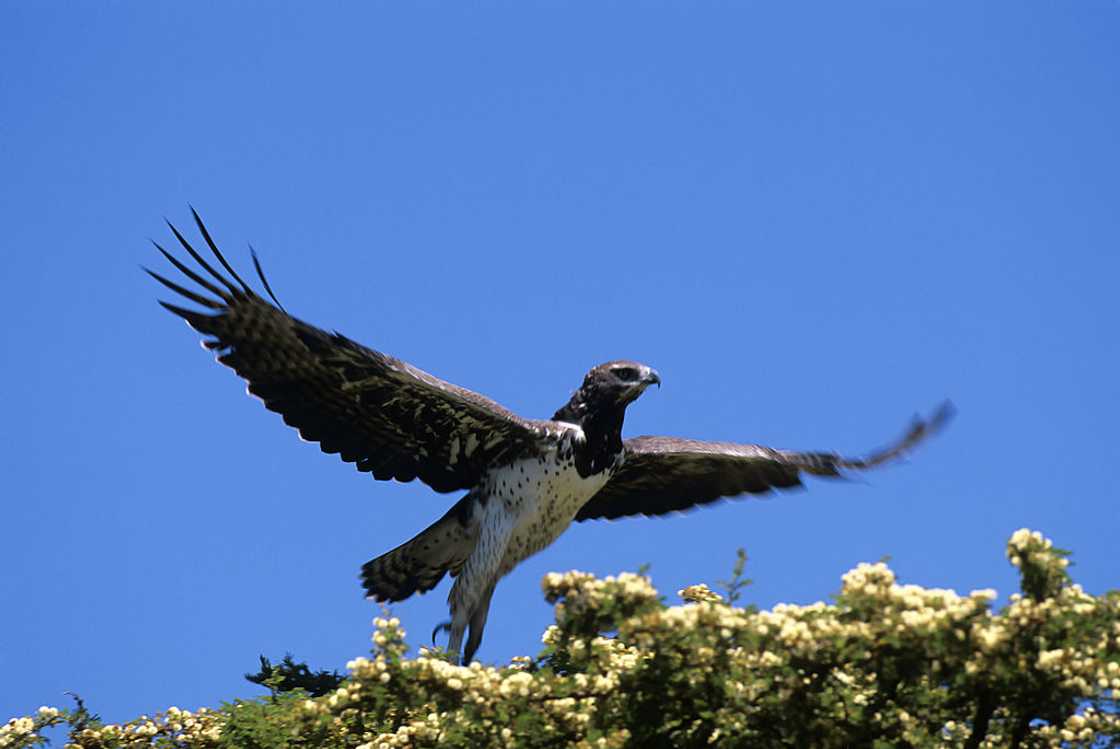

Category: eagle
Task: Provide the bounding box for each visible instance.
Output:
[148,211,952,665]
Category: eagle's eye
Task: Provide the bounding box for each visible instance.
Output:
[612,367,640,383]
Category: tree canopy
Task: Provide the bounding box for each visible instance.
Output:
[4,529,1117,749]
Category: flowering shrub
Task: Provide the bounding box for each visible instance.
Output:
[5,529,1117,748]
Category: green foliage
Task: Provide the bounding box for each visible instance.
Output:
[218,693,315,749]
[62,694,100,734]
[4,529,1118,749]
[715,547,753,606]
[244,654,344,698]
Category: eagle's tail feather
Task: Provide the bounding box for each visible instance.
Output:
[361,496,476,603]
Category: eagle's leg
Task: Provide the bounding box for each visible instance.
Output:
[463,583,497,666]
[431,620,451,644]
[445,608,470,663]
[445,503,514,664]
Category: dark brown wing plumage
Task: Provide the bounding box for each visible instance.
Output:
[575,403,954,521]
[148,210,549,493]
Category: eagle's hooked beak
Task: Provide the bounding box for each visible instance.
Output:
[643,369,661,389]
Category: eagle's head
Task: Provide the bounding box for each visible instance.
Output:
[553,360,661,423]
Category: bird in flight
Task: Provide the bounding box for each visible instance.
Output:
[148,211,953,665]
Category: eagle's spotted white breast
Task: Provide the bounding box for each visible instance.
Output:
[490,434,621,575]
[449,427,621,615]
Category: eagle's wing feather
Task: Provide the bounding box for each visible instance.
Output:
[150,212,549,494]
[575,403,953,520]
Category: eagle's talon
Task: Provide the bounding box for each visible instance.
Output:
[431,620,451,644]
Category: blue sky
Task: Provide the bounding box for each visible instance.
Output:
[2,1,1118,725]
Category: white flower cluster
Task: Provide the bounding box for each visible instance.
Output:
[841,560,897,591]
[1035,643,1120,697]
[1029,708,1120,747]
[355,711,444,749]
[542,571,660,639]
[1008,527,1049,561]
[542,571,657,606]
[0,717,37,749]
[678,583,724,604]
[0,707,66,749]
[3,706,224,749]
[370,616,408,653]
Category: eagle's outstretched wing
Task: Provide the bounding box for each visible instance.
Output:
[575,403,954,521]
[147,210,550,494]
